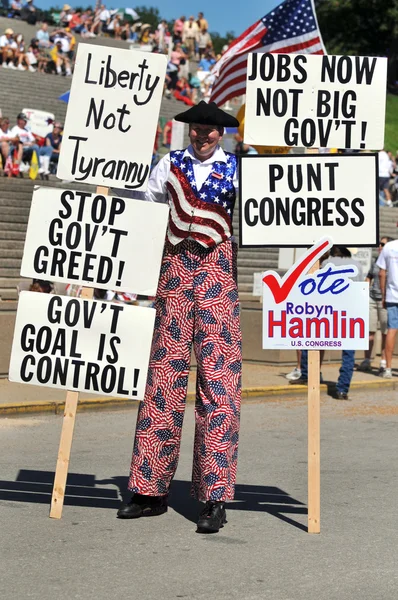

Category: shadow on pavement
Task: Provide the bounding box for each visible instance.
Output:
[0,470,307,532]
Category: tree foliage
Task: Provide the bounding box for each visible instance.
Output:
[314,0,398,88]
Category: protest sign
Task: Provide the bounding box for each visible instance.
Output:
[57,44,167,190]
[350,247,373,276]
[21,187,169,294]
[239,153,378,247]
[22,108,55,140]
[261,239,369,350]
[9,292,155,399]
[244,53,387,149]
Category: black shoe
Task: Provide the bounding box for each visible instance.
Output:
[334,391,350,400]
[196,501,227,534]
[117,494,168,519]
[289,377,308,385]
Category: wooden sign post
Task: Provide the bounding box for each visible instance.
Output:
[307,261,320,534]
[50,187,107,519]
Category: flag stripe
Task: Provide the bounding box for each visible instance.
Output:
[210,0,326,106]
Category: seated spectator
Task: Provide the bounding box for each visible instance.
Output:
[139,23,152,45]
[68,9,82,32]
[91,4,111,35]
[107,13,122,39]
[29,279,53,293]
[170,41,187,67]
[10,0,22,18]
[198,27,212,59]
[29,37,50,72]
[174,76,195,106]
[40,121,62,175]
[59,4,72,28]
[49,39,72,76]
[173,16,185,43]
[21,0,37,26]
[198,49,216,71]
[15,33,35,71]
[10,112,40,173]
[162,120,172,148]
[1,28,18,69]
[0,117,18,171]
[36,22,51,48]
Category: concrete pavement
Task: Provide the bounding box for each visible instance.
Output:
[0,356,397,415]
[0,388,397,600]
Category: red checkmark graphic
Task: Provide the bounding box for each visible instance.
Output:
[262,240,330,304]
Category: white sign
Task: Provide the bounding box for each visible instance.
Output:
[350,247,373,276]
[239,154,378,247]
[262,239,369,350]
[278,248,307,270]
[23,108,54,140]
[245,53,387,149]
[9,292,155,399]
[170,119,185,151]
[21,187,169,295]
[57,44,167,190]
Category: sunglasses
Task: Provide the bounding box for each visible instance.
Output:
[380,242,385,247]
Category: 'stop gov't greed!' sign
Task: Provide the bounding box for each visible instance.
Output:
[244,53,387,149]
[57,45,167,190]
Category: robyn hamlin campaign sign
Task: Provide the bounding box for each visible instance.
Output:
[9,292,155,399]
[262,239,369,350]
[21,187,169,295]
[240,153,378,247]
[57,44,166,190]
[244,53,387,149]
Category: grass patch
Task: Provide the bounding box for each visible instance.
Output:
[385,94,398,153]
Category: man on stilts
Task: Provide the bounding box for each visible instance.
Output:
[117,101,242,533]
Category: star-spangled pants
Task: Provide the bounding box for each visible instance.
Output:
[128,239,242,502]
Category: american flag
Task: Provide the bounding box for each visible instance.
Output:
[210,0,326,107]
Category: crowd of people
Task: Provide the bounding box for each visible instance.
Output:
[0,112,62,176]
[0,7,222,107]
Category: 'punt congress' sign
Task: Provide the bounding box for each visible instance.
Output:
[239,153,378,247]
[9,292,155,399]
[244,53,387,149]
[57,44,166,190]
[262,239,369,350]
[21,187,169,294]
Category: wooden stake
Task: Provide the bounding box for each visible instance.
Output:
[307,260,320,533]
[49,186,108,519]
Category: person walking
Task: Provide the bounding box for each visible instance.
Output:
[377,237,398,378]
[117,102,241,534]
[357,238,392,374]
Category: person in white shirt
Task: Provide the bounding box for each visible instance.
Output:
[378,149,393,206]
[117,101,241,535]
[0,117,19,169]
[10,112,40,169]
[376,238,398,378]
[1,28,18,69]
[182,15,199,58]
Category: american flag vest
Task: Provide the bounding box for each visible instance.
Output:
[166,150,237,248]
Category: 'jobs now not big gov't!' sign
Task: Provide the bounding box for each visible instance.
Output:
[57,45,166,190]
[244,53,387,149]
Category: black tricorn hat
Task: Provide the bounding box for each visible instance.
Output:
[174,101,239,127]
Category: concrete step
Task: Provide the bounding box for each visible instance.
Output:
[0,206,30,216]
[0,198,33,206]
[0,268,21,277]
[0,229,26,241]
[0,277,23,289]
[0,249,23,259]
[1,258,22,268]
[238,259,277,268]
[0,213,28,224]
[0,240,25,249]
[0,288,18,301]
